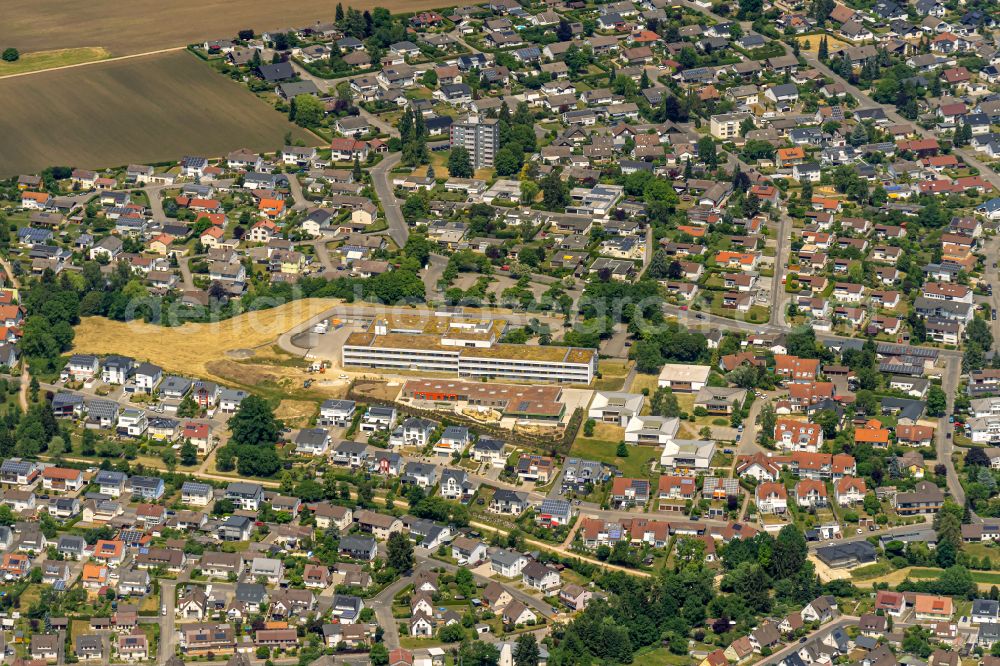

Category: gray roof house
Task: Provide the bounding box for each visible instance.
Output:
[402,462,438,488]
[56,534,87,559]
[128,476,164,500]
[225,482,264,510]
[339,535,377,561]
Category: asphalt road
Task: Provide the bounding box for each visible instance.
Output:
[421,253,449,297]
[303,238,336,272]
[0,256,28,411]
[769,212,792,327]
[367,566,412,650]
[159,579,178,665]
[979,232,1000,342]
[144,184,169,223]
[938,355,967,509]
[755,616,859,666]
[177,253,202,291]
[370,151,408,247]
[285,172,310,212]
[809,518,932,552]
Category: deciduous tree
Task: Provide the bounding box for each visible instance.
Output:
[448,147,473,178]
[387,531,414,572]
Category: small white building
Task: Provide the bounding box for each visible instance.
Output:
[588,391,644,426]
[657,364,711,392]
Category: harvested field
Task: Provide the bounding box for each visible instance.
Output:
[0,50,318,176]
[72,299,338,380]
[1,0,454,57]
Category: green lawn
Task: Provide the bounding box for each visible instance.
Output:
[631,373,660,403]
[632,647,695,665]
[961,541,1000,564]
[850,561,894,580]
[592,359,631,391]
[141,623,160,660]
[18,584,42,611]
[570,437,656,479]
[710,452,733,468]
[909,567,1000,585]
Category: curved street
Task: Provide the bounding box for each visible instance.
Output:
[370,151,408,248]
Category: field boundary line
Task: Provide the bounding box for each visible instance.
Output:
[0,46,186,80]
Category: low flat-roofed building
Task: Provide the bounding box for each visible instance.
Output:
[659,438,715,472]
[588,391,644,426]
[343,315,597,383]
[657,364,711,392]
[815,540,877,569]
[400,379,566,420]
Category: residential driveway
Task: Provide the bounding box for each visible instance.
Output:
[600,324,629,358]
[421,253,448,297]
[285,172,309,211]
[358,107,398,138]
[178,254,202,291]
[143,185,169,223]
[303,238,335,272]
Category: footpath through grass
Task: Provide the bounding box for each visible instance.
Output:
[0,48,111,77]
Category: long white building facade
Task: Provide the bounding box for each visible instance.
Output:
[341,314,597,383]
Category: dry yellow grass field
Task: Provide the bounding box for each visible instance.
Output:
[72,299,338,379]
[591,422,625,441]
[204,358,300,388]
[2,0,454,57]
[795,33,854,56]
[275,400,320,426]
